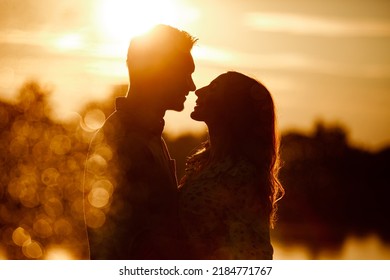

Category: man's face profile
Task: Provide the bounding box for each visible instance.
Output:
[157,51,196,112]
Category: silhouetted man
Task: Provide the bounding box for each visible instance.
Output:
[84,25,197,259]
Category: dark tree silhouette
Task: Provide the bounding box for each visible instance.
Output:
[275,121,390,257]
[0,81,90,259]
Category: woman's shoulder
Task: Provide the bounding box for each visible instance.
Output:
[183,153,258,180]
[223,157,258,184]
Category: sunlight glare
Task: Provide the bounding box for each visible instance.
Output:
[95,0,197,58]
[192,45,234,64]
[45,246,74,260]
[98,0,180,39]
[338,234,390,259]
[244,12,390,37]
[273,242,310,260]
[55,34,83,51]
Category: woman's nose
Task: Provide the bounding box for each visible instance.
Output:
[194,86,205,97]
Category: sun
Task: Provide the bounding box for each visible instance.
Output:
[97,0,182,41]
[93,0,199,58]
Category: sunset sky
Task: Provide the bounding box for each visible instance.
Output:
[1,0,389,150]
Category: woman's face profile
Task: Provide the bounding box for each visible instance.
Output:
[190,73,229,123]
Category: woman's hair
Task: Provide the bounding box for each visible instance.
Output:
[189,71,284,228]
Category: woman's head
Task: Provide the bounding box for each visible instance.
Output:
[192,71,275,149]
[191,71,284,227]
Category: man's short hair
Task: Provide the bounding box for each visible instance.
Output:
[126,24,197,78]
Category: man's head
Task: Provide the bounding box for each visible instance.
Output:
[126,24,197,112]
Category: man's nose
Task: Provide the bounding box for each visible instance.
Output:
[187,76,196,91]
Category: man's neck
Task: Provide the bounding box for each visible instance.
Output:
[126,91,166,121]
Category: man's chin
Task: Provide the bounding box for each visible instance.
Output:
[171,105,185,112]
[165,102,185,112]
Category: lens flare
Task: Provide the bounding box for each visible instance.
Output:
[88,187,110,208]
[53,218,73,236]
[19,184,40,208]
[22,240,43,259]
[94,144,113,161]
[41,167,60,186]
[50,134,72,155]
[70,198,85,220]
[9,136,29,157]
[33,218,53,238]
[44,197,64,218]
[87,154,108,176]
[92,179,114,195]
[83,109,106,131]
[12,227,31,247]
[85,207,106,229]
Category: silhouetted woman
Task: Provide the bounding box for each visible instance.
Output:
[179,71,284,259]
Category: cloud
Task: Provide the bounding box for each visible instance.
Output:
[0,0,95,32]
[194,44,390,79]
[244,12,390,37]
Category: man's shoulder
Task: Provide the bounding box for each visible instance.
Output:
[101,111,151,139]
[89,112,149,150]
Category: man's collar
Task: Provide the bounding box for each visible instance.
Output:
[115,96,165,136]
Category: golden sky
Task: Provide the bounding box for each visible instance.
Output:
[0,0,389,149]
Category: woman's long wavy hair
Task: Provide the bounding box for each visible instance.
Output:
[188,71,284,228]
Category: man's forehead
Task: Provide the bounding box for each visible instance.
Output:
[173,51,195,73]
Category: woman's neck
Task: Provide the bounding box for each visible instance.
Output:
[207,125,232,163]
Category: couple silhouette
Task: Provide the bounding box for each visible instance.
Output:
[84,24,284,260]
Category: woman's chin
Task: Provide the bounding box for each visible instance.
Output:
[190,111,203,122]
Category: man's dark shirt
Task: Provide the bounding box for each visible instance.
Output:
[85,97,182,259]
